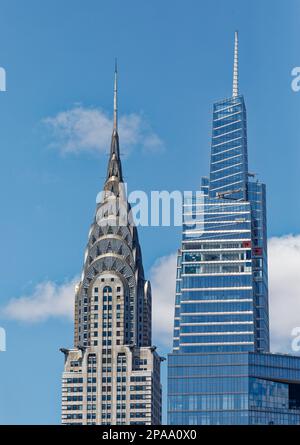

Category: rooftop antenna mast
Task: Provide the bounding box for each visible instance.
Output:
[232,31,239,97]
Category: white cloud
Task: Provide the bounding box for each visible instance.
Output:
[268,234,300,353]
[150,252,177,348]
[2,277,77,323]
[43,106,164,155]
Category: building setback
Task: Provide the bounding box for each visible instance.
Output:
[61,66,162,425]
[168,32,300,425]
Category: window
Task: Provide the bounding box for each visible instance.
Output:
[103,286,112,294]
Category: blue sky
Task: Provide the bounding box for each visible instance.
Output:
[0,0,300,424]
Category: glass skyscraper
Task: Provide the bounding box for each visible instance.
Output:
[168,32,300,425]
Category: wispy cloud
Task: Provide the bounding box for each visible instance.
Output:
[43,106,164,155]
[3,235,300,356]
[2,277,77,323]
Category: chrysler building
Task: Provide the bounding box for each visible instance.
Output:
[61,65,162,425]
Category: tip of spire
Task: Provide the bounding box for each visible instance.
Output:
[113,58,118,131]
[232,31,239,97]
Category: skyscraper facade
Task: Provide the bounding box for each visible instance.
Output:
[61,68,162,425]
[168,33,300,425]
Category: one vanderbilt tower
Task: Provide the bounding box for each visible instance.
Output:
[168,33,300,425]
[61,66,162,425]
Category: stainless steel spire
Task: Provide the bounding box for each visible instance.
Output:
[113,58,118,131]
[106,60,123,187]
[232,31,239,97]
